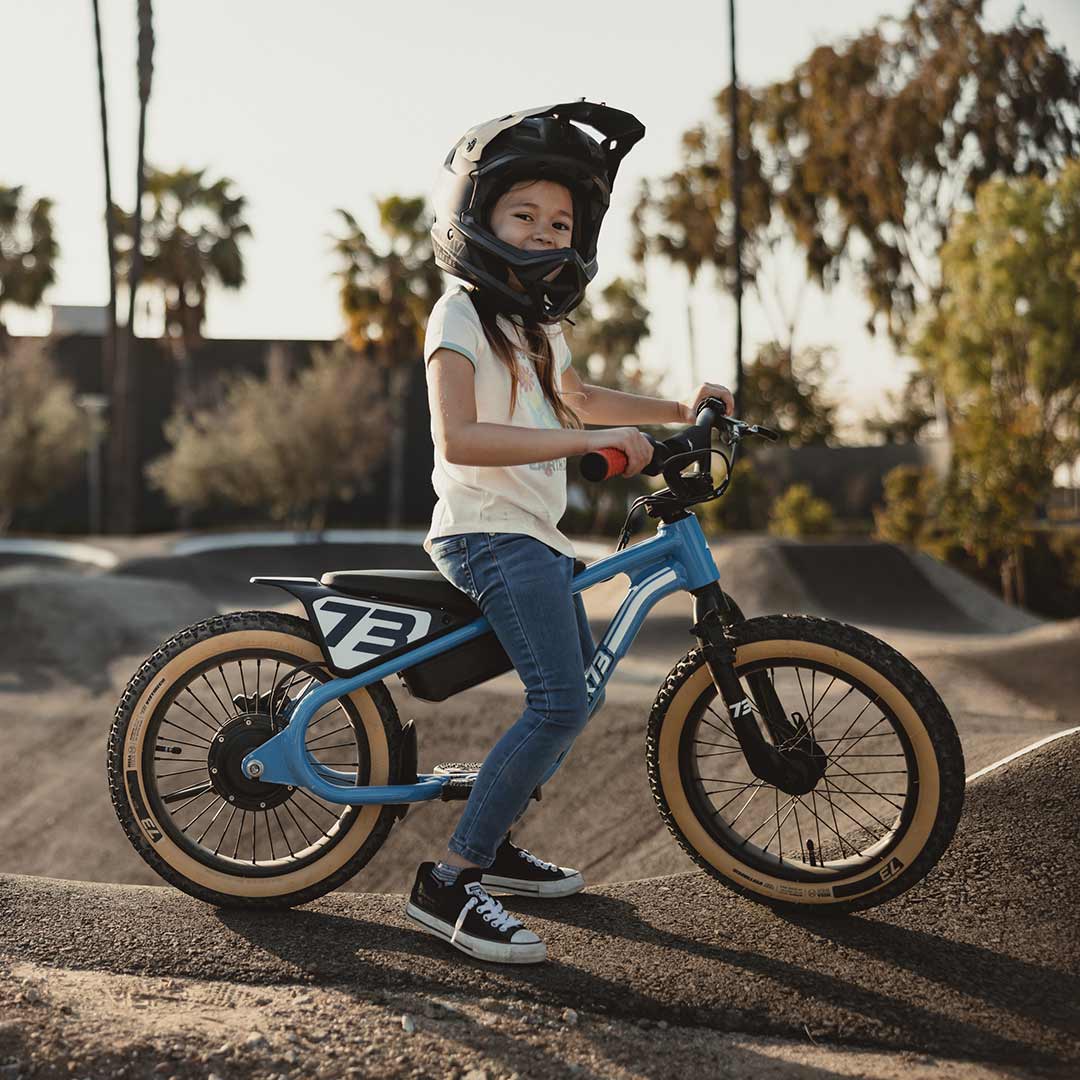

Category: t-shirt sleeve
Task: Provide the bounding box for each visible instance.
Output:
[424,291,482,369]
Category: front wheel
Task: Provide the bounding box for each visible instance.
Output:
[107,611,406,909]
[647,615,964,914]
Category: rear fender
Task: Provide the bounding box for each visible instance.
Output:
[249,576,466,678]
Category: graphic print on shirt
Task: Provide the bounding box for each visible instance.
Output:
[512,350,568,478]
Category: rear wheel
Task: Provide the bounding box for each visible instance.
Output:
[647,615,964,914]
[107,611,405,908]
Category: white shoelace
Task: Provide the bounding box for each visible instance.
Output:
[451,883,522,945]
[518,847,558,872]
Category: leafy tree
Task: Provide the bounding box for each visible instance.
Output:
[0,184,58,343]
[148,343,389,530]
[863,370,937,444]
[873,464,940,546]
[738,341,838,447]
[0,339,86,532]
[768,483,834,538]
[754,0,1080,337]
[332,197,443,528]
[113,166,251,411]
[630,87,774,294]
[636,0,1080,344]
[912,161,1080,603]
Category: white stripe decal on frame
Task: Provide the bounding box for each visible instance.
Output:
[607,569,679,652]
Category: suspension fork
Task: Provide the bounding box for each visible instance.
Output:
[690,584,826,796]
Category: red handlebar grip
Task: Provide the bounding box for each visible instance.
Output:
[597,448,628,479]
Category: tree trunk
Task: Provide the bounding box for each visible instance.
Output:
[1013,543,1027,609]
[174,342,193,530]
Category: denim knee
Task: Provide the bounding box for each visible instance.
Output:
[531,683,588,740]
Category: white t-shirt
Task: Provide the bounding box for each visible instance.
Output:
[422,284,576,559]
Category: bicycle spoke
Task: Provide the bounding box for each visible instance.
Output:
[213,805,239,856]
[181,793,223,832]
[168,698,219,735]
[710,778,762,817]
[798,792,858,859]
[830,714,891,763]
[821,776,891,835]
[272,806,295,858]
[199,672,233,721]
[726,781,766,828]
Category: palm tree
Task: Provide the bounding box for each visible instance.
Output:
[0,184,58,349]
[332,196,442,529]
[113,165,251,413]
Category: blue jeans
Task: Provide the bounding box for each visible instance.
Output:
[428,531,604,866]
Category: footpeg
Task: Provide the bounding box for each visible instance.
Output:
[432,762,541,802]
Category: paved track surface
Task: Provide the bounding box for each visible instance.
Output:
[1,536,1076,1077]
[2,736,1077,1076]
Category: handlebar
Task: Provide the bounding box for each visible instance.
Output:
[579,398,779,483]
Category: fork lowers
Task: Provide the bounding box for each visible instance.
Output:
[690,584,828,796]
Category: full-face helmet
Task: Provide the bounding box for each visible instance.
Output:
[431,100,645,323]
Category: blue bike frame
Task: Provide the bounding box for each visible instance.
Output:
[241,514,721,805]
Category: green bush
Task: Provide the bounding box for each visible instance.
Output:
[147,342,389,530]
[768,483,834,538]
[0,339,87,533]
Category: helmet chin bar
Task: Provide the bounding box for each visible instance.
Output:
[455,216,594,322]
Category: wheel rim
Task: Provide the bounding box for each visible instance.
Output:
[679,657,919,882]
[143,649,373,877]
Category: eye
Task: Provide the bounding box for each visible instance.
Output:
[514,213,532,222]
[554,221,571,231]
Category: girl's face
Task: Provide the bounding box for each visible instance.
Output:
[489,179,574,288]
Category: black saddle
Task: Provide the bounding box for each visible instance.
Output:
[322,559,588,618]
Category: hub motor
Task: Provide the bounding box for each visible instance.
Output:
[207,714,293,811]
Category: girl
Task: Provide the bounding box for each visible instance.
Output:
[405,102,733,964]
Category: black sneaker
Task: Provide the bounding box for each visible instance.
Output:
[480,834,585,898]
[405,863,547,964]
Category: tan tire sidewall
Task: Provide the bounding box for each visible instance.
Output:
[657,639,941,906]
[121,628,389,898]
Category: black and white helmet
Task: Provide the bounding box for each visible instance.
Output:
[430,100,645,323]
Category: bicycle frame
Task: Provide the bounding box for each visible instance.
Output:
[241,513,721,805]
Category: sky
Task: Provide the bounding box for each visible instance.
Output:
[6,0,1080,433]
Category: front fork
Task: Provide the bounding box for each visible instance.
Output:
[691,584,827,796]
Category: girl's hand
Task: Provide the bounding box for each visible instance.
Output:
[676,382,735,423]
[585,426,654,478]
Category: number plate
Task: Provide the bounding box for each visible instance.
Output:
[312,596,432,672]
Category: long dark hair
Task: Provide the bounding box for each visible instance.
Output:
[467,289,582,430]
[466,177,583,429]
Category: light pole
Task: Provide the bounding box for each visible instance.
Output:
[77,393,109,535]
[729,0,744,413]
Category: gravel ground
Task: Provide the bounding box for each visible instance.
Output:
[1,538,1076,1077]
[1,736,1077,1078]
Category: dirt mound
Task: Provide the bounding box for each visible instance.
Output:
[113,541,436,611]
[1,736,1076,1074]
[776,539,1036,633]
[0,567,217,690]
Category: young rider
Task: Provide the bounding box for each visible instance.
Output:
[406,101,733,963]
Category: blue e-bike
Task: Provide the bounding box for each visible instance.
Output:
[108,401,964,914]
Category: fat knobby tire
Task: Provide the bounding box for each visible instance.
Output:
[646,614,966,915]
[107,611,405,909]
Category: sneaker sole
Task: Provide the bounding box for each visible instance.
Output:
[404,903,547,965]
[479,871,585,898]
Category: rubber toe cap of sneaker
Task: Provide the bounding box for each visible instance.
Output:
[510,929,542,944]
